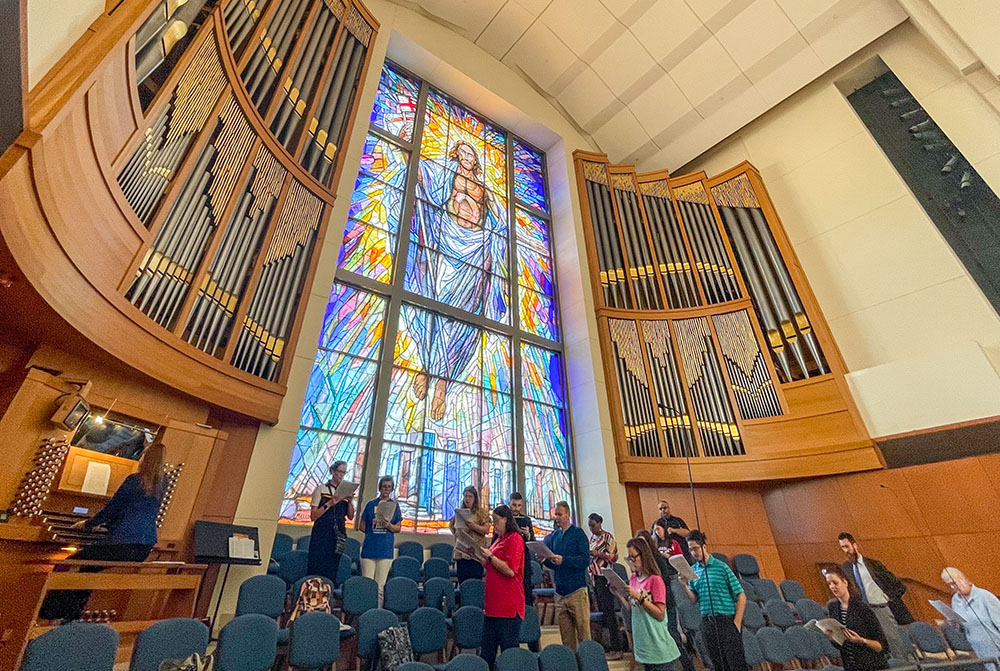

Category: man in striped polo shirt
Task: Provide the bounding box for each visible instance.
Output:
[679,530,747,671]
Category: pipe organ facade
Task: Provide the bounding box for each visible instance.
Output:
[574,152,881,483]
[0,0,379,420]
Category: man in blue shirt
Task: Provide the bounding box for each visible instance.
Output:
[537,500,591,649]
[942,567,1000,666]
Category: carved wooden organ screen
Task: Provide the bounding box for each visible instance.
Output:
[574,153,875,482]
[114,0,378,382]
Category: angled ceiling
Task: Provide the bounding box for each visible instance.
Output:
[386,0,908,171]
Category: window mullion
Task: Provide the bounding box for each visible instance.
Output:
[509,132,526,500]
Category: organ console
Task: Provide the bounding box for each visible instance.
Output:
[574,151,882,483]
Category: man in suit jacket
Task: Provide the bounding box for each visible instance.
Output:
[839,532,914,660]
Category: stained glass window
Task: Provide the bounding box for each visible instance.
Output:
[283,61,573,534]
[281,283,387,523]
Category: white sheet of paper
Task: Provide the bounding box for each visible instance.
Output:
[527,540,555,559]
[601,567,630,595]
[375,500,397,523]
[930,599,965,623]
[228,535,255,559]
[334,480,359,499]
[805,618,846,646]
[669,554,698,582]
[454,508,472,530]
[81,462,111,496]
[455,529,483,558]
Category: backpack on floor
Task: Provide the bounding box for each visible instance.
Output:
[159,653,213,671]
[289,576,332,621]
[374,624,413,671]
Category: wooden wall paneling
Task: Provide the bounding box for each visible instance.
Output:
[55,447,137,498]
[221,172,293,362]
[86,46,139,164]
[572,151,615,312]
[157,420,224,545]
[170,136,265,336]
[261,0,322,123]
[624,483,645,535]
[117,86,237,292]
[292,5,350,161]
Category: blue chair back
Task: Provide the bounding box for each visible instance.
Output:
[398,663,434,671]
[764,598,796,629]
[296,535,311,552]
[807,627,840,659]
[459,578,484,609]
[756,626,795,665]
[753,578,782,604]
[742,628,765,666]
[538,644,579,671]
[397,541,424,562]
[216,614,278,671]
[343,576,379,616]
[677,601,701,631]
[740,578,759,603]
[795,598,827,622]
[288,611,341,669]
[236,574,287,619]
[345,537,362,565]
[733,554,761,580]
[130,618,209,671]
[277,550,310,585]
[336,553,353,586]
[423,557,451,582]
[530,561,543,587]
[359,609,399,659]
[21,621,119,671]
[780,579,806,603]
[576,640,609,671]
[384,576,419,616]
[784,625,823,662]
[909,621,948,654]
[423,576,456,614]
[429,542,454,564]
[453,606,483,650]
[408,607,447,656]
[520,605,541,646]
[497,647,539,671]
[390,556,422,582]
[742,600,766,632]
[611,563,628,583]
[446,654,489,671]
[941,623,974,652]
[272,532,294,559]
[711,552,731,566]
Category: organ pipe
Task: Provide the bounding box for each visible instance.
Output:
[608,319,661,458]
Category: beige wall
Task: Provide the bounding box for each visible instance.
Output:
[26,0,104,90]
[677,21,1000,439]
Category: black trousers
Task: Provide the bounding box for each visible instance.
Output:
[457,558,484,583]
[701,614,747,671]
[523,554,534,606]
[480,615,522,670]
[593,575,627,652]
[38,543,153,621]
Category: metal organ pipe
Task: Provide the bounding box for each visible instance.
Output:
[301,35,351,173]
[585,181,614,306]
[318,37,365,183]
[596,183,631,309]
[652,197,700,308]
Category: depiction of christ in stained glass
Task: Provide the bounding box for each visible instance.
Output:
[408,141,507,420]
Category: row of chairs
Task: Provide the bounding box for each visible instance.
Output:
[20,614,338,671]
[399,641,611,671]
[271,552,477,590]
[272,535,456,567]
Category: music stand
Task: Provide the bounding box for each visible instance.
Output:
[193,521,261,632]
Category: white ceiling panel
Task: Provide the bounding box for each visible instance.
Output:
[387,0,906,170]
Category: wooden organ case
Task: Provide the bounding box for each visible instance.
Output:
[573,152,882,484]
[0,0,380,423]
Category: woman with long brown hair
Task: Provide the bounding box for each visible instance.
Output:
[40,442,166,621]
[450,485,491,582]
[824,565,888,671]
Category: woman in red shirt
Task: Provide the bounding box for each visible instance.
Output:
[479,504,525,670]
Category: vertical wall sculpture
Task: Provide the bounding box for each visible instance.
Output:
[575,151,872,482]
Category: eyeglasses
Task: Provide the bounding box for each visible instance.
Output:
[626,554,640,562]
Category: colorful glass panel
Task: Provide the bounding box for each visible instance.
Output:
[281,430,367,523]
[523,400,568,469]
[516,208,550,255]
[370,63,419,141]
[300,350,378,432]
[513,138,547,212]
[348,174,404,232]
[524,465,572,531]
[359,134,409,189]
[338,220,395,283]
[318,283,386,357]
[519,288,558,340]
[521,344,565,408]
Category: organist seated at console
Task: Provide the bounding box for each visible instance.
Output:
[38,442,166,622]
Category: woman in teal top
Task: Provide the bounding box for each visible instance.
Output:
[613,537,680,671]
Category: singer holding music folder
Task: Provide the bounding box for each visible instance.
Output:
[308,460,356,583]
[824,565,888,671]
